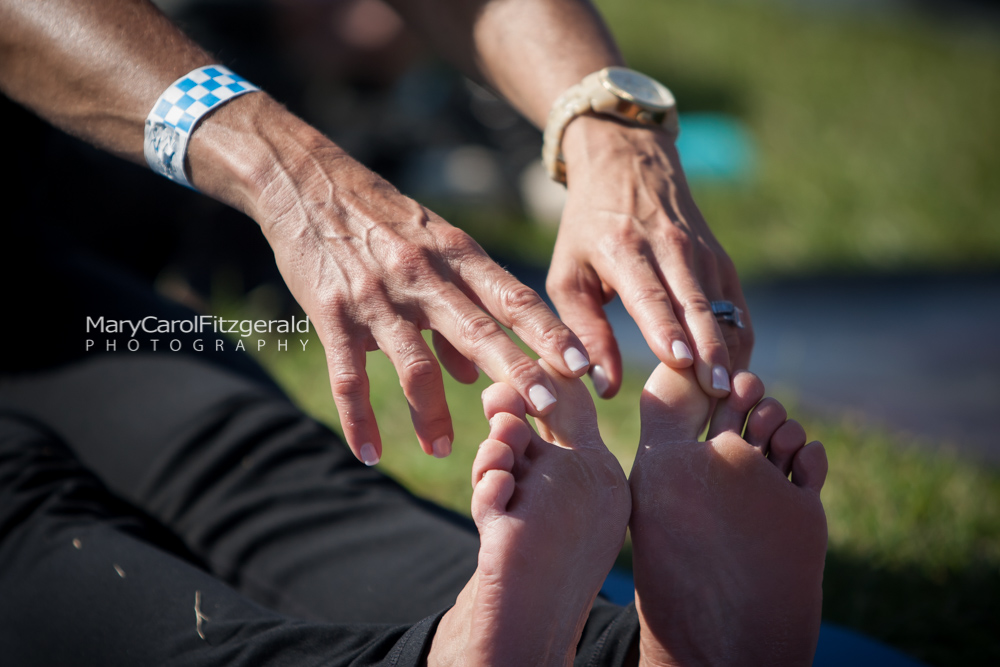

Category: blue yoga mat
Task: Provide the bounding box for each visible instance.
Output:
[600,569,926,667]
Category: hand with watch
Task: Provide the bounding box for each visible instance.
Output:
[542,66,753,400]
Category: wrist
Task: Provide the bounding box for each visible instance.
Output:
[185,92,344,224]
[560,113,680,184]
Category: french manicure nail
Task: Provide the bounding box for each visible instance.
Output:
[432,436,452,458]
[672,340,693,362]
[528,384,557,411]
[360,442,380,466]
[563,347,590,373]
[590,364,610,397]
[712,366,731,392]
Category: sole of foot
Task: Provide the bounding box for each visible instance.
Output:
[630,364,828,667]
[429,362,631,667]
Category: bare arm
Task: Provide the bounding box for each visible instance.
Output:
[0,0,594,465]
[388,0,754,397]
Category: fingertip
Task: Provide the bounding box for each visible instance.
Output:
[563,346,590,375]
[589,364,612,398]
[359,442,380,466]
[671,340,694,365]
[527,383,557,413]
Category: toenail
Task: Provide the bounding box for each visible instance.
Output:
[360,442,380,466]
[590,365,610,397]
[432,436,452,458]
[563,347,590,372]
[528,385,557,411]
[671,340,693,362]
[712,366,731,392]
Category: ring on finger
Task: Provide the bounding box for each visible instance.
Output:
[710,300,745,329]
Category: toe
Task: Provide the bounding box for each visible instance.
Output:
[768,419,808,476]
[744,397,788,453]
[472,439,516,488]
[482,383,527,421]
[706,371,765,439]
[487,412,534,458]
[791,441,828,493]
[640,364,713,441]
[535,360,601,449]
[471,468,516,526]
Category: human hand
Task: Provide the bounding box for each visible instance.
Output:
[241,120,591,465]
[547,114,753,399]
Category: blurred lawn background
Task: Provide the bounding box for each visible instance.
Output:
[224,1,1000,664]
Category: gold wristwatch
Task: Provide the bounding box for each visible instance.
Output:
[542,67,679,183]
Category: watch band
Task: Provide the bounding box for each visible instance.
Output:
[542,67,678,184]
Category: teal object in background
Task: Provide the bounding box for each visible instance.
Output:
[675,112,754,181]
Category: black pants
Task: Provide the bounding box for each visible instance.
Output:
[0,250,637,665]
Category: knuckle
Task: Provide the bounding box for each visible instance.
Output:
[503,355,542,388]
[679,290,713,316]
[399,355,441,390]
[387,243,433,279]
[440,227,479,255]
[630,284,671,310]
[497,283,543,317]
[457,313,504,350]
[330,371,367,401]
[662,231,694,258]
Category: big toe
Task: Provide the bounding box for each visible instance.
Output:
[534,360,601,449]
[640,364,712,441]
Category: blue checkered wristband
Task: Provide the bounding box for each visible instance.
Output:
[143,65,260,189]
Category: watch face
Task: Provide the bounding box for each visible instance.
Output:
[602,67,675,110]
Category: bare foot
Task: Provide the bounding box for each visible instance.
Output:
[630,365,828,667]
[429,363,631,666]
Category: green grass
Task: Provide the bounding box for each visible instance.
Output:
[237,320,999,667]
[453,0,1000,279]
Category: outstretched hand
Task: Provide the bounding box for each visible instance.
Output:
[250,137,591,465]
[547,115,754,400]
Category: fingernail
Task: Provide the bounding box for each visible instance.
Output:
[563,347,590,373]
[712,366,731,392]
[528,384,557,411]
[590,364,610,397]
[671,340,693,362]
[432,436,452,458]
[360,442,380,466]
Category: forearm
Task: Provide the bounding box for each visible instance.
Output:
[0,0,334,222]
[387,0,624,127]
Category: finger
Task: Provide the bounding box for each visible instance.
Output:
[600,253,696,375]
[432,330,479,384]
[325,340,381,466]
[376,323,453,459]
[661,262,732,398]
[706,371,764,439]
[718,265,755,372]
[453,255,591,379]
[425,283,560,417]
[546,265,622,399]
